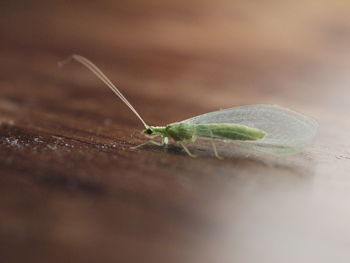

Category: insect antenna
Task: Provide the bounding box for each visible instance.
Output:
[58,54,148,128]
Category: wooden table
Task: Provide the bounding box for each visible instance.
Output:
[1,1,350,262]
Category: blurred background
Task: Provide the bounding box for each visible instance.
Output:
[2,0,350,116]
[1,0,350,263]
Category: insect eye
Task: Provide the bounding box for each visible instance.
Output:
[146,129,153,135]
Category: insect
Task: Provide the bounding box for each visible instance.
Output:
[60,55,318,158]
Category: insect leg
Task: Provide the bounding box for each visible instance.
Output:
[131,140,162,149]
[161,137,169,151]
[180,142,196,158]
[211,142,223,160]
[163,137,169,145]
[208,129,223,159]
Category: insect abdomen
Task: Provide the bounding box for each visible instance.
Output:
[195,123,266,141]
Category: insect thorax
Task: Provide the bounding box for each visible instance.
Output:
[165,123,196,141]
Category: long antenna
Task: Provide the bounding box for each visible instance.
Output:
[58,54,148,128]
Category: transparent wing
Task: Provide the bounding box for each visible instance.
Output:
[181,104,318,155]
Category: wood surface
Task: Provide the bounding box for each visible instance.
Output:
[1,1,350,262]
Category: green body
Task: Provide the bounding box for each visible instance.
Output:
[147,122,265,142]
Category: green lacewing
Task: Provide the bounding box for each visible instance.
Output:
[59,55,318,158]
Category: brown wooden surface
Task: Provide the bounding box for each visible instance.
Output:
[1,1,350,262]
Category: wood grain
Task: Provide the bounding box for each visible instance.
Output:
[1,1,350,262]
